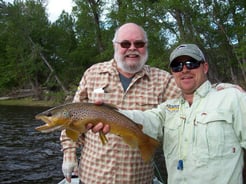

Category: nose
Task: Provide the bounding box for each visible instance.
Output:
[182,65,190,72]
[128,43,136,50]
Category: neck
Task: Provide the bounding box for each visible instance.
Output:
[183,93,194,106]
[117,67,135,78]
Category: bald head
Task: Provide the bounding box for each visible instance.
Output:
[112,23,148,43]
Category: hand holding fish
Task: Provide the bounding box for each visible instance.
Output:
[86,101,111,134]
[83,101,110,134]
[87,122,110,134]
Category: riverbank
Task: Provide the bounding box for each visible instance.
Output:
[0,98,60,107]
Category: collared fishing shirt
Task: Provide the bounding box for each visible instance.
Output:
[60,59,181,184]
[124,81,246,184]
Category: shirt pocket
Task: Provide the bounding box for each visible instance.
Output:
[193,110,240,160]
[90,83,109,103]
[163,117,182,158]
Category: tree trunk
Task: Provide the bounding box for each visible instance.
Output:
[28,36,69,94]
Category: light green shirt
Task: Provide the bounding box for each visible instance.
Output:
[122,81,246,184]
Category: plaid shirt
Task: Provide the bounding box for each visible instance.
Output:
[60,59,181,184]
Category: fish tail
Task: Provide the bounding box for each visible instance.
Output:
[138,135,160,162]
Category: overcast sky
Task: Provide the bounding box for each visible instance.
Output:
[4,0,74,22]
[46,0,73,22]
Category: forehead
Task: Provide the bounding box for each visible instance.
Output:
[117,26,145,41]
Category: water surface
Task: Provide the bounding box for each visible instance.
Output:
[0,105,63,184]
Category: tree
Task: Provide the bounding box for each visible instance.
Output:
[0,0,245,96]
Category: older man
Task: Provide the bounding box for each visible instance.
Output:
[60,23,180,184]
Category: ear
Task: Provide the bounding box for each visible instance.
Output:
[203,62,209,74]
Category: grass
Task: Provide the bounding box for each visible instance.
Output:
[0,97,59,107]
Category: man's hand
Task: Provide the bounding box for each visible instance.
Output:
[215,83,245,92]
[87,122,110,134]
[62,160,78,183]
[87,101,110,134]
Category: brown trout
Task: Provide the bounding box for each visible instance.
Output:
[35,102,159,162]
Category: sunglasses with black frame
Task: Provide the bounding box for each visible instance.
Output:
[170,58,205,73]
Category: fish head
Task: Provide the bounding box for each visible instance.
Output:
[35,106,72,133]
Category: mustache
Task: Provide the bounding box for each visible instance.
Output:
[124,51,140,56]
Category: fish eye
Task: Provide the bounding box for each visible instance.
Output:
[63,110,69,117]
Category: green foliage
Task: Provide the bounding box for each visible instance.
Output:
[1,0,50,90]
[0,0,245,99]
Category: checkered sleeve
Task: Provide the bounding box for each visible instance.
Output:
[60,130,77,158]
[60,129,79,177]
[60,67,90,168]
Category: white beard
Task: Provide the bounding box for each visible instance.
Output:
[114,51,148,74]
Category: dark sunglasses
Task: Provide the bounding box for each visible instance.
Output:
[114,40,146,48]
[170,59,204,73]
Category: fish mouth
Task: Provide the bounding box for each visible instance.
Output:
[35,114,51,123]
[35,124,64,133]
[35,115,64,133]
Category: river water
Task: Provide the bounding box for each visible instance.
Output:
[0,105,63,184]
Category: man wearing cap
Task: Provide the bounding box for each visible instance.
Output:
[99,43,246,183]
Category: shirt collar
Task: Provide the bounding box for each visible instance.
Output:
[195,80,212,97]
[180,80,211,104]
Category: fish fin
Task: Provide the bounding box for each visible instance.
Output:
[65,129,80,141]
[99,130,108,145]
[69,122,86,133]
[138,135,160,162]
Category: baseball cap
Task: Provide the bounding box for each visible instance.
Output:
[169,44,205,64]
